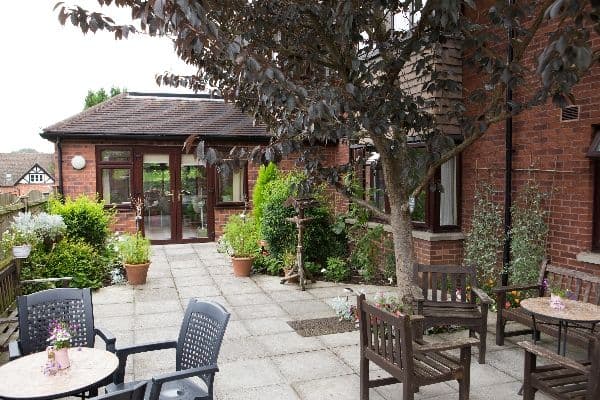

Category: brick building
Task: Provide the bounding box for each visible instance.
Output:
[0,152,55,196]
[40,92,347,243]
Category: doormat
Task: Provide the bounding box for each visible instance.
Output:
[287,317,358,337]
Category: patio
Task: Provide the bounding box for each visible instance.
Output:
[81,243,569,400]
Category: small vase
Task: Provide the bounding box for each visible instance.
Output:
[54,348,70,369]
[549,294,565,310]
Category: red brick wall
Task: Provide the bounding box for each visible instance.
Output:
[462,7,600,274]
[413,237,463,265]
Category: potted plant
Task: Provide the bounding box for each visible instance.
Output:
[117,232,151,284]
[1,212,38,259]
[46,320,74,370]
[222,213,259,277]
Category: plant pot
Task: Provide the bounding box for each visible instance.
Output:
[54,348,70,369]
[231,257,254,277]
[124,262,151,285]
[12,244,31,259]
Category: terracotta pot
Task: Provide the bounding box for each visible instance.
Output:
[124,262,151,285]
[54,348,70,369]
[231,257,254,277]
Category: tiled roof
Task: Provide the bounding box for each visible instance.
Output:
[42,92,270,139]
[0,152,54,186]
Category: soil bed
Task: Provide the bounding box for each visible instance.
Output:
[287,317,357,337]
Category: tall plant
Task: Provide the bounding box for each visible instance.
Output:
[509,183,549,285]
[252,162,278,226]
[464,184,503,293]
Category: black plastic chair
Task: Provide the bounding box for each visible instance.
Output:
[110,299,230,400]
[9,287,116,360]
[91,382,147,400]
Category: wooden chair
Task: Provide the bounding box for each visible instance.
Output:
[358,294,478,400]
[109,298,230,400]
[519,338,600,400]
[413,263,492,364]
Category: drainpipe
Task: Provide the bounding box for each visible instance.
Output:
[57,137,64,196]
[501,0,515,286]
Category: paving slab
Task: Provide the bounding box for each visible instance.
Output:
[215,358,285,391]
[134,287,180,302]
[134,312,183,330]
[135,299,183,315]
[232,303,288,320]
[177,284,222,298]
[293,374,386,400]
[272,349,353,382]
[219,337,270,362]
[224,292,272,306]
[255,332,324,356]
[215,384,300,400]
[242,317,296,336]
[279,300,336,320]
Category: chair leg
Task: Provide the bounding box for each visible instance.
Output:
[360,354,369,400]
[459,346,471,400]
[402,381,414,400]
[478,327,487,364]
[523,351,536,400]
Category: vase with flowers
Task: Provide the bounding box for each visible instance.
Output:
[543,279,574,310]
[47,321,73,369]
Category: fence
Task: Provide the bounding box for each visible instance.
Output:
[0,259,17,317]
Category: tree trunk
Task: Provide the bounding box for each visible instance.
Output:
[378,147,419,303]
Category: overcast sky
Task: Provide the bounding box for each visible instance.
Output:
[0,2,195,153]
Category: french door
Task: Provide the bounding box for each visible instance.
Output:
[136,149,214,243]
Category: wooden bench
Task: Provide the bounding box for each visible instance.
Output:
[357,294,478,400]
[495,259,600,353]
[519,339,600,400]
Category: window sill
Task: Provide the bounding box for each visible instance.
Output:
[344,218,464,242]
[576,252,600,265]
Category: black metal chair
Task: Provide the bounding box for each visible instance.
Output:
[109,299,230,400]
[90,382,147,400]
[8,287,116,360]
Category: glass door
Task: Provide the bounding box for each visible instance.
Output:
[180,155,211,240]
[142,154,173,241]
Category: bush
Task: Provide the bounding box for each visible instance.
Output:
[23,238,109,289]
[324,257,350,282]
[48,195,114,249]
[252,162,278,226]
[349,225,385,282]
[260,172,347,265]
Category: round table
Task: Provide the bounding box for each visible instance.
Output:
[0,347,119,400]
[520,297,600,356]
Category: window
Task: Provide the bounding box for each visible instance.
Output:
[29,173,44,183]
[359,147,459,232]
[96,147,132,206]
[216,162,247,205]
[588,130,600,250]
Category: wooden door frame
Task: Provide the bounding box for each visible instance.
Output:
[134,147,215,244]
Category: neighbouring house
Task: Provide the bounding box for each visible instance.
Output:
[41,92,347,243]
[0,152,55,196]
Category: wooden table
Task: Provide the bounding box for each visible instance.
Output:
[0,347,119,400]
[520,297,600,356]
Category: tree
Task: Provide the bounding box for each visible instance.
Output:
[59,0,599,300]
[84,87,124,109]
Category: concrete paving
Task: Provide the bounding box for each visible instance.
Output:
[89,243,566,400]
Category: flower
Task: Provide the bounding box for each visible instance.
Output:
[47,321,75,350]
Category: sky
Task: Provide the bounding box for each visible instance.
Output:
[0,2,195,153]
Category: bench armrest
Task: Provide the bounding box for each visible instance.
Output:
[414,337,480,353]
[471,286,493,304]
[517,341,589,375]
[493,284,539,293]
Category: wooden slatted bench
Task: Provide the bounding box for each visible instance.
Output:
[358,294,479,400]
[495,259,600,354]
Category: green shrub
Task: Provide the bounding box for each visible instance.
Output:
[509,184,549,285]
[260,172,347,265]
[304,261,321,277]
[252,162,278,226]
[324,256,350,282]
[23,238,109,289]
[349,225,384,282]
[48,195,114,249]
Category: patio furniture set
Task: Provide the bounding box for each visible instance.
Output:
[0,259,599,400]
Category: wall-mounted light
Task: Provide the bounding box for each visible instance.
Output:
[71,155,86,170]
[408,197,416,214]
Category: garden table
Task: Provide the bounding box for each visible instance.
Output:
[0,347,118,400]
[520,297,600,356]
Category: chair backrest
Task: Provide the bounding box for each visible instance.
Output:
[176,299,230,383]
[357,293,414,382]
[91,382,147,400]
[17,288,95,355]
[413,263,476,303]
[538,259,600,305]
